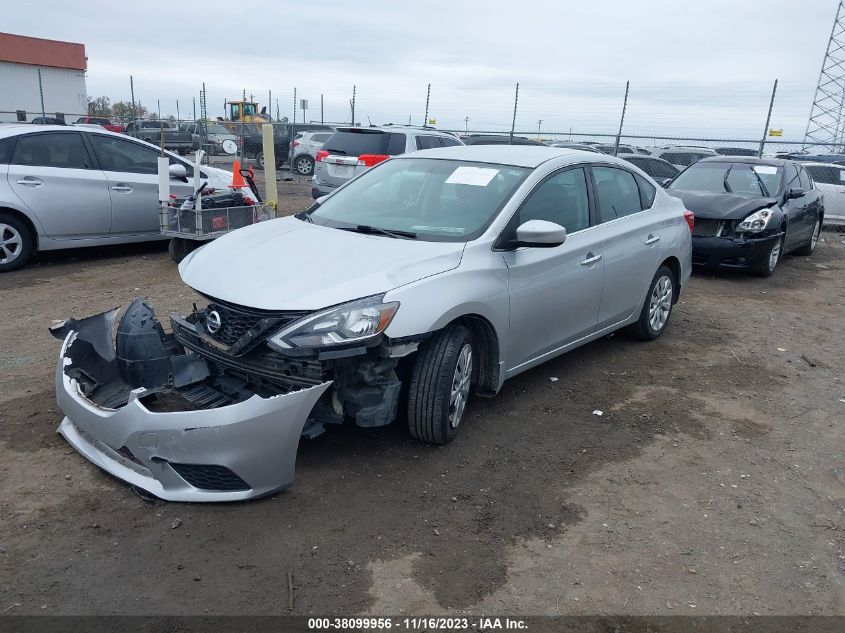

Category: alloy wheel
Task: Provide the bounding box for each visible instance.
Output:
[768,240,782,272]
[449,344,473,429]
[0,223,23,264]
[648,275,673,332]
[811,219,821,250]
[296,157,313,175]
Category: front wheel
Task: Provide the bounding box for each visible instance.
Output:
[407,324,474,445]
[794,216,821,256]
[627,265,675,340]
[168,238,196,263]
[754,236,783,277]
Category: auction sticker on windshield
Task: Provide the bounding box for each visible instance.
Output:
[752,165,778,175]
[445,166,499,186]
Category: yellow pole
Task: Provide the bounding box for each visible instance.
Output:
[261,123,278,213]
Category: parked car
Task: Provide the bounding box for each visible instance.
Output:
[714,147,758,157]
[779,153,845,165]
[461,134,544,146]
[650,146,718,169]
[312,126,463,198]
[178,121,238,155]
[593,143,636,155]
[75,116,124,133]
[289,130,334,176]
[243,123,335,170]
[30,117,66,125]
[621,155,681,186]
[52,145,692,501]
[124,120,193,154]
[0,125,251,272]
[802,162,845,226]
[666,157,823,276]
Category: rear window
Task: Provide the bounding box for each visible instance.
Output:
[323,130,406,156]
[804,165,844,185]
[90,117,111,126]
[628,157,679,179]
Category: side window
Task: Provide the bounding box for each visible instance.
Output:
[415,135,442,150]
[515,168,590,234]
[798,166,812,190]
[784,163,800,191]
[89,134,163,174]
[593,166,643,222]
[439,136,461,147]
[11,132,93,169]
[386,133,407,155]
[635,174,657,208]
[0,136,16,164]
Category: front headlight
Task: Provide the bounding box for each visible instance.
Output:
[267,295,399,352]
[736,208,774,232]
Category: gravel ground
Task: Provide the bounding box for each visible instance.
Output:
[0,187,843,616]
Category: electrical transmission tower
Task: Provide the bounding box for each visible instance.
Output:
[804,0,845,150]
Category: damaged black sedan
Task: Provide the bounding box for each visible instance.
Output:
[666,157,824,276]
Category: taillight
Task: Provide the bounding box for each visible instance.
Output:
[684,210,695,233]
[315,150,329,162]
[358,154,390,167]
[292,140,300,147]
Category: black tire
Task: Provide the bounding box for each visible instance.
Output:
[168,238,195,264]
[754,235,783,277]
[293,155,315,176]
[626,265,675,341]
[255,151,265,170]
[0,211,34,273]
[407,324,474,445]
[794,215,821,256]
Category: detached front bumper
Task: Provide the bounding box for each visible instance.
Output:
[53,307,331,502]
[691,232,781,270]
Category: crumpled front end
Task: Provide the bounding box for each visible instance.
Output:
[52,301,331,502]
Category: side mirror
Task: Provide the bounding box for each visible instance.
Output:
[785,187,803,200]
[514,220,567,248]
[169,163,187,179]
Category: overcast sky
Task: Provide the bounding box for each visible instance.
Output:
[4,0,839,139]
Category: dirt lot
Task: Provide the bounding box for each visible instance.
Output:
[0,183,843,616]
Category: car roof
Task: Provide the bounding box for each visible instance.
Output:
[336,125,453,135]
[696,156,789,167]
[396,144,607,168]
[799,161,841,168]
[624,154,673,163]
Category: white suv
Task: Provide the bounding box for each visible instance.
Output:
[311,126,463,198]
[289,130,334,177]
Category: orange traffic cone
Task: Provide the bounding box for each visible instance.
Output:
[230,160,247,189]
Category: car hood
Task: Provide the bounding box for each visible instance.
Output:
[179,217,466,310]
[667,190,778,220]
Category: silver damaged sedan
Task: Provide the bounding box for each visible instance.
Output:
[53,145,693,502]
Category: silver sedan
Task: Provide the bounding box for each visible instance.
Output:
[54,145,692,501]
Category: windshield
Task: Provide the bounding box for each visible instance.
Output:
[307,158,530,242]
[205,124,231,135]
[669,162,782,197]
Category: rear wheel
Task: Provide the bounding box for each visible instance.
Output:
[294,155,315,176]
[0,212,34,273]
[407,324,474,445]
[256,151,265,170]
[755,235,783,277]
[168,238,196,263]
[627,265,674,340]
[795,216,821,256]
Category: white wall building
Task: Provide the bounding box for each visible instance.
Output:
[0,32,87,123]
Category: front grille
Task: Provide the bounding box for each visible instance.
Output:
[692,219,722,237]
[170,463,250,492]
[195,294,307,355]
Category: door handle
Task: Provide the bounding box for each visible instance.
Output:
[110,185,133,193]
[16,177,42,187]
[645,234,661,245]
[580,253,602,266]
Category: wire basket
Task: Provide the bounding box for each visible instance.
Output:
[161,203,274,239]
